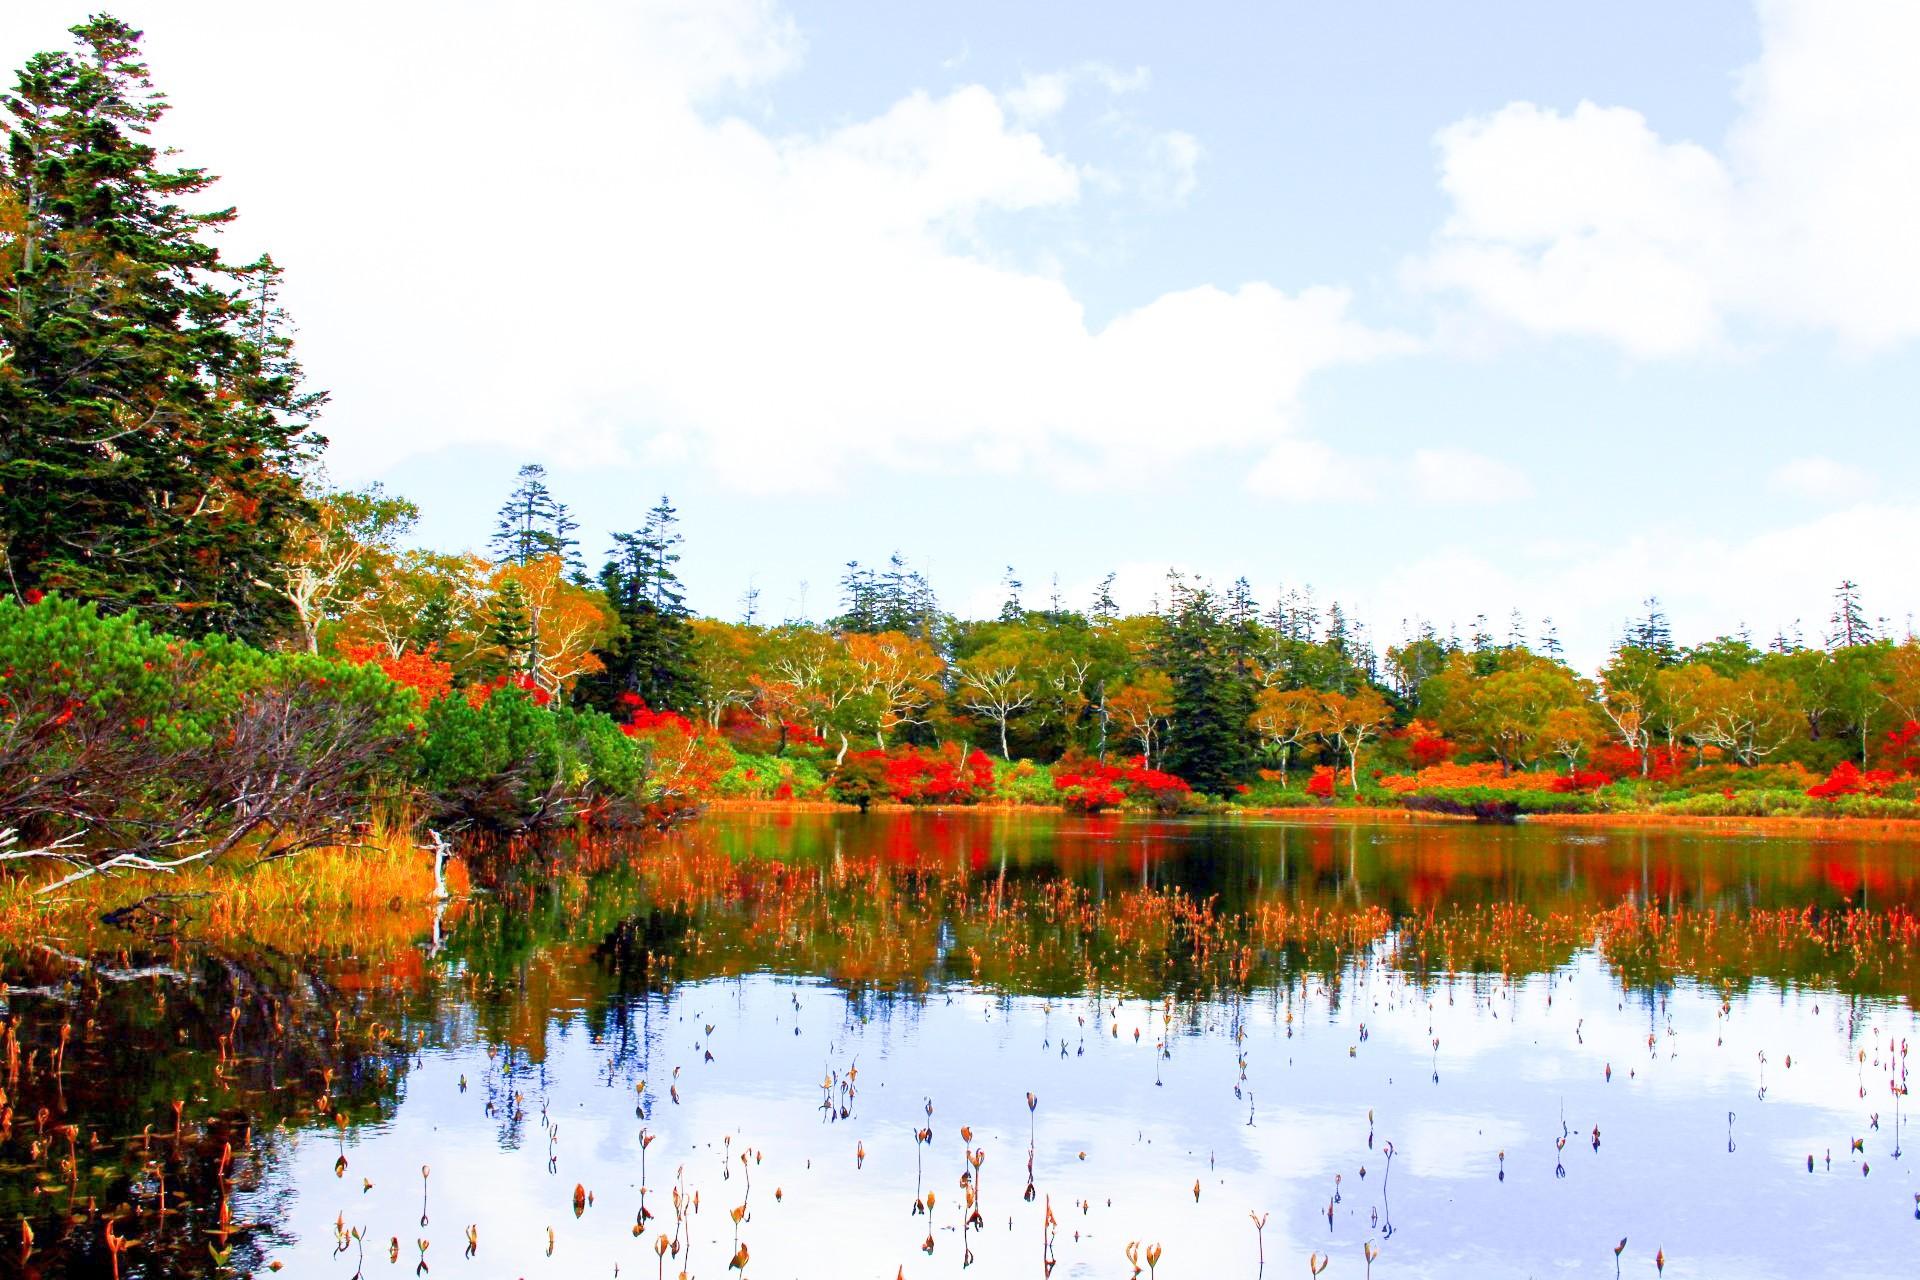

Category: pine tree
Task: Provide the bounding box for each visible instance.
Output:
[1160,581,1255,794]
[481,578,536,677]
[579,496,700,712]
[835,562,879,633]
[998,566,1024,623]
[0,17,324,639]
[1090,573,1119,623]
[1624,597,1677,664]
[490,464,580,570]
[1828,580,1875,649]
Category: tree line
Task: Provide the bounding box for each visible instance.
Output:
[5,16,1916,821]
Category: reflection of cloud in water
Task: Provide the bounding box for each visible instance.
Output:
[259,965,1917,1279]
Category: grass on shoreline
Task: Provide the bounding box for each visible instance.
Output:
[0,822,468,956]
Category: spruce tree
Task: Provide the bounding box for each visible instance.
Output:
[579,496,701,713]
[0,17,324,638]
[1090,573,1119,623]
[1160,582,1256,794]
[489,463,580,570]
[1828,580,1875,649]
[1624,597,1678,664]
[998,567,1024,623]
[481,577,536,678]
[835,561,878,633]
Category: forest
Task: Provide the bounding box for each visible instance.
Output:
[5,17,1920,885]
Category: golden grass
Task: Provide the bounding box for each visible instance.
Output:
[1526,810,1920,841]
[0,820,468,956]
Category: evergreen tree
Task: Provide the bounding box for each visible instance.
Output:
[835,561,879,632]
[1090,573,1119,623]
[1160,581,1256,794]
[1828,580,1875,648]
[1624,597,1678,664]
[481,577,536,677]
[833,553,943,639]
[579,496,700,712]
[998,566,1024,623]
[0,17,324,639]
[490,463,580,570]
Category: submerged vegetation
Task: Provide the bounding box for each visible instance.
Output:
[3,812,1918,1277]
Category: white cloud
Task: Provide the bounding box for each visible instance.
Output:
[0,1,1404,492]
[1766,456,1874,501]
[1410,0,1920,356]
[1408,448,1533,504]
[1245,438,1383,504]
[1364,502,1920,671]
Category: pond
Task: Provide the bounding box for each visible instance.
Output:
[3,811,1917,1278]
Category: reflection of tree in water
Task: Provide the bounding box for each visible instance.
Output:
[8,814,1918,1274]
[0,939,420,1279]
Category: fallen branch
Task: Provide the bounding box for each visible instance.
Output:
[34,848,213,896]
[0,828,88,866]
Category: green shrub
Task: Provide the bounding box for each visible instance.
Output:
[714,751,827,799]
[419,688,650,830]
[0,596,417,861]
[992,758,1059,806]
[1655,789,1817,819]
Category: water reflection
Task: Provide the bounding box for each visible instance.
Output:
[2,812,1916,1278]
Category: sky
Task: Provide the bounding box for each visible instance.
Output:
[6,0,1919,669]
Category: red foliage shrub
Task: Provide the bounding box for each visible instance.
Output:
[341,645,454,708]
[1590,744,1681,781]
[465,672,551,708]
[1404,726,1456,769]
[1053,753,1192,813]
[1806,760,1890,800]
[881,743,996,804]
[618,696,732,807]
[1547,768,1613,793]
[1881,719,1920,775]
[1305,765,1337,799]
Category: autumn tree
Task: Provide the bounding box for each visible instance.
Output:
[335,549,488,662]
[842,631,944,747]
[484,555,617,696]
[1029,620,1122,756]
[1691,670,1801,765]
[0,18,323,639]
[690,618,763,730]
[279,483,418,653]
[1427,651,1590,774]
[1597,645,1664,776]
[1315,687,1392,791]
[954,629,1037,758]
[1107,672,1173,767]
[1248,687,1322,784]
[1541,704,1603,774]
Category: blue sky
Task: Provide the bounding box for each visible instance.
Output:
[7,0,1915,667]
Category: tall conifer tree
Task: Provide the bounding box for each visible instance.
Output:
[489,463,580,571]
[579,496,701,712]
[0,17,324,638]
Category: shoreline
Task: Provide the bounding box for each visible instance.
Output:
[1522,810,1920,840]
[702,796,1920,838]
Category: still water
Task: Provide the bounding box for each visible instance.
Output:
[4,811,1918,1278]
